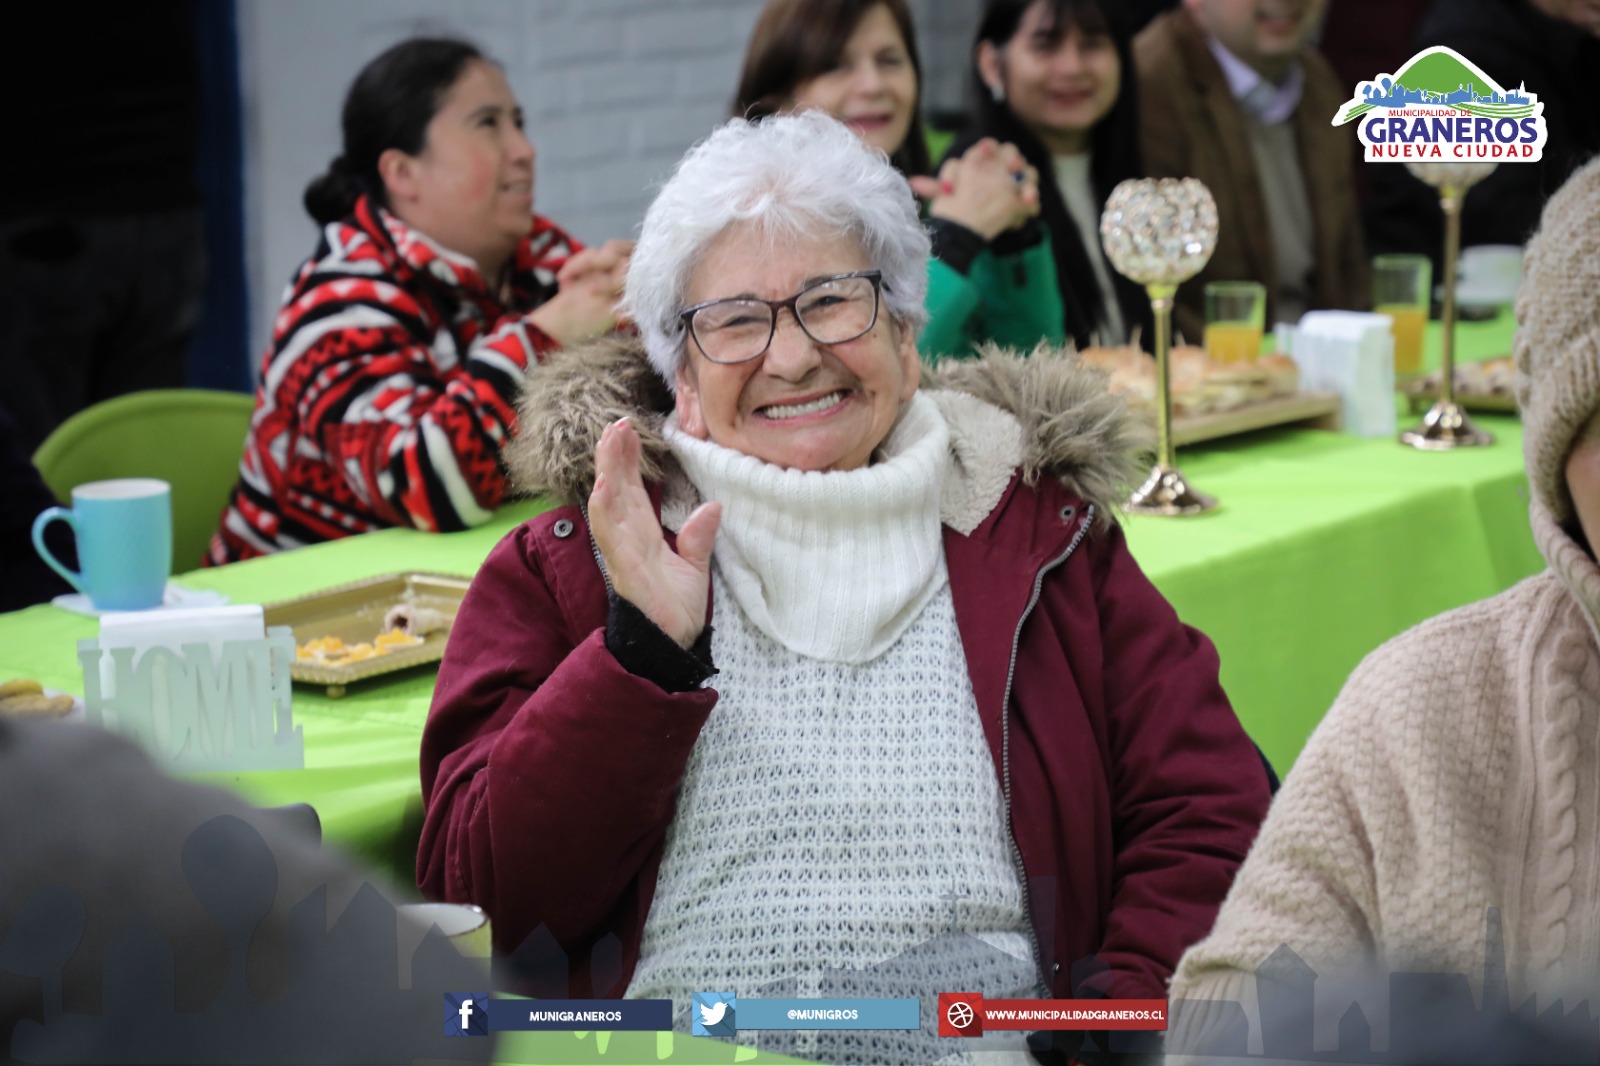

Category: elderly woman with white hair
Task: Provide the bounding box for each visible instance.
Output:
[417,111,1269,1060]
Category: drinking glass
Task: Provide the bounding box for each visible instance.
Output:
[1373,254,1432,375]
[1203,282,1266,364]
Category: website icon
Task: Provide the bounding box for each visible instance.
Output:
[938,992,984,1037]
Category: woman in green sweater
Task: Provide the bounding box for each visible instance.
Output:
[733,0,1066,360]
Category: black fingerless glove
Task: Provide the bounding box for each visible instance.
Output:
[604,590,716,693]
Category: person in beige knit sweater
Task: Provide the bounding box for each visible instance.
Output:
[1167,154,1600,1061]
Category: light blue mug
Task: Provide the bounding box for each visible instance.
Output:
[32,478,173,611]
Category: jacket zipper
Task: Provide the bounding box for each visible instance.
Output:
[1001,503,1095,993]
[577,503,615,597]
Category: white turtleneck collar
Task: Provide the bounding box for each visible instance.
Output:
[663,393,955,663]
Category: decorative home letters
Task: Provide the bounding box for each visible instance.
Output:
[76,627,304,771]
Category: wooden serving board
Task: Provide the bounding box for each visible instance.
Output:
[1401,382,1518,415]
[1172,391,1343,446]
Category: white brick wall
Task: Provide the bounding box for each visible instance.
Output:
[238,0,982,360]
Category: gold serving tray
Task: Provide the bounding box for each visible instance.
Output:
[1172,391,1343,446]
[263,572,470,698]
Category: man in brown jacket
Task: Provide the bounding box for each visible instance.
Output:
[1134,1,1368,341]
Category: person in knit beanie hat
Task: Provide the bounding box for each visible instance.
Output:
[1517,153,1600,540]
[1166,156,1600,1063]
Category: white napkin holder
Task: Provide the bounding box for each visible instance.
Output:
[76,605,305,772]
[1291,311,1397,438]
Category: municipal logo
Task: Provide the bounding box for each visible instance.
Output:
[444,991,490,1037]
[692,992,737,1037]
[1332,46,1546,163]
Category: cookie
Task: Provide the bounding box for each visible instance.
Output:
[0,678,44,700]
[0,692,76,719]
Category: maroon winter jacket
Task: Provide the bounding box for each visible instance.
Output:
[417,338,1271,1001]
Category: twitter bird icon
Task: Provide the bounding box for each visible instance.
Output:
[692,992,736,1037]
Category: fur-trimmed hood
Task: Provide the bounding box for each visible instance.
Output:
[505,334,1150,521]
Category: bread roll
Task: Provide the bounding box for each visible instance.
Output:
[1076,346,1127,372]
[1167,347,1215,414]
[1258,353,1300,397]
[1109,363,1156,407]
[1081,346,1155,408]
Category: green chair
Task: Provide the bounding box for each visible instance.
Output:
[33,389,256,573]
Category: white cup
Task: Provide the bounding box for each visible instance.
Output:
[1457,244,1523,304]
[398,902,491,986]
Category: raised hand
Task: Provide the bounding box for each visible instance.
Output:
[527,238,635,345]
[588,417,721,650]
[910,138,1039,241]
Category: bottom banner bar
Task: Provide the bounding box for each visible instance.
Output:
[487,998,673,1031]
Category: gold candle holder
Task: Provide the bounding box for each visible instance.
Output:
[1100,178,1220,515]
[1399,161,1497,450]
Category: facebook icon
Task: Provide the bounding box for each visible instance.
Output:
[444,991,491,1036]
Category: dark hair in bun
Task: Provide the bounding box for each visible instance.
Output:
[303,37,486,226]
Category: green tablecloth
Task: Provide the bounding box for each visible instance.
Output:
[1124,411,1533,772]
[1142,306,1529,770]
[0,312,1532,865]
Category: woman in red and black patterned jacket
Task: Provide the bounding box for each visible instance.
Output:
[208,38,630,565]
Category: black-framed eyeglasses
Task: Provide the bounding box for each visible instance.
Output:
[678,270,884,364]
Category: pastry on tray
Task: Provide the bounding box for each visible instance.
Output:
[294,595,457,670]
[1405,357,1519,412]
[1079,344,1155,406]
[0,678,76,719]
[382,603,452,637]
[1078,344,1299,417]
[296,628,424,668]
[1418,357,1517,396]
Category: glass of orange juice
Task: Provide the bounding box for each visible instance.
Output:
[1373,254,1432,375]
[1203,282,1266,364]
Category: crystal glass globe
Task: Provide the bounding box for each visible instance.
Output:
[1099,178,1219,286]
[1404,160,1497,190]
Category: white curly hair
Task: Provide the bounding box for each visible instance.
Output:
[622,111,931,387]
